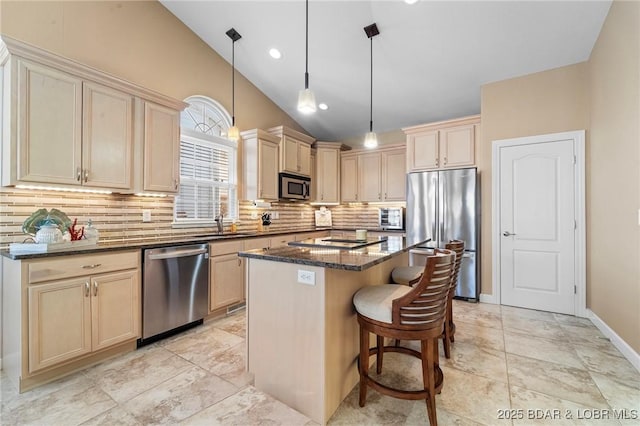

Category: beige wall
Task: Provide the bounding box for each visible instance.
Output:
[479,63,589,295]
[587,0,640,352]
[0,0,304,134]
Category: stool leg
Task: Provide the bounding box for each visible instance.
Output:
[421,339,438,426]
[376,335,384,374]
[448,297,455,343]
[359,325,369,407]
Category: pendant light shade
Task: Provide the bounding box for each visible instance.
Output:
[297,0,316,114]
[363,23,379,149]
[226,28,242,141]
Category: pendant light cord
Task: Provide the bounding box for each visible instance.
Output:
[231,39,236,126]
[369,36,373,133]
[304,0,309,89]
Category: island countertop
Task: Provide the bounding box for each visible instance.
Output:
[238,235,429,271]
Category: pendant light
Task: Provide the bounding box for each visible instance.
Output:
[226,28,242,141]
[363,23,379,149]
[297,0,317,114]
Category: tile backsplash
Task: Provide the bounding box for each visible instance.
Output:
[0,188,404,249]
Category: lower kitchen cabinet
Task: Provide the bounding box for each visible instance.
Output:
[209,241,245,312]
[28,269,139,373]
[2,250,141,392]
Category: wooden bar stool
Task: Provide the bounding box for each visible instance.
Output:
[442,240,464,358]
[353,249,454,426]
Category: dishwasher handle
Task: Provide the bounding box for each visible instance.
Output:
[147,248,208,261]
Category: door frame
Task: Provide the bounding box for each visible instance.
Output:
[491,130,586,317]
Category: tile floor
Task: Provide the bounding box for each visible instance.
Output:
[1,301,639,425]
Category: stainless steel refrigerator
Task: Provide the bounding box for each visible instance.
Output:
[406,168,479,300]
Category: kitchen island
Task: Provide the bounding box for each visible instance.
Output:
[238,235,428,425]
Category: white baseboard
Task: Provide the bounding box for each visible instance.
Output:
[587,309,640,373]
[479,293,498,304]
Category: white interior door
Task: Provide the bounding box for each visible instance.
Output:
[499,139,576,314]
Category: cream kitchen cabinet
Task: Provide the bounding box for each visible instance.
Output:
[9,59,133,189]
[241,129,280,201]
[141,101,180,193]
[209,240,245,312]
[2,249,140,391]
[404,115,480,172]
[340,153,359,202]
[1,37,186,193]
[268,126,315,177]
[313,142,349,204]
[341,145,406,203]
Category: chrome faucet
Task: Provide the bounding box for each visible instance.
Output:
[214,215,223,235]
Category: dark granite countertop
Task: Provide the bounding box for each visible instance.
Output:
[0,229,327,260]
[238,236,429,271]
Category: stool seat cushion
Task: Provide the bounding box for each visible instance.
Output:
[391,266,425,285]
[353,284,412,324]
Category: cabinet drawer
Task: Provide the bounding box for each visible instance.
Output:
[28,251,139,284]
[243,237,271,251]
[210,240,244,256]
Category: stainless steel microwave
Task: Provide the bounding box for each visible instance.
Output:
[379,207,404,230]
[279,173,311,201]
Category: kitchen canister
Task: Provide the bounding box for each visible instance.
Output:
[35,221,63,244]
[355,229,368,240]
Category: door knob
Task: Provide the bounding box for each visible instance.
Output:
[503,231,516,237]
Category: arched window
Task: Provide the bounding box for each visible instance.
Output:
[174,96,238,225]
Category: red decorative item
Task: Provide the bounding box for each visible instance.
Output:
[68,218,85,241]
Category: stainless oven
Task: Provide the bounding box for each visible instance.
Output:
[379,207,404,230]
[279,172,310,201]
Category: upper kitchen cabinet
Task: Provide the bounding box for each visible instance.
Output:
[241,129,280,201]
[340,145,406,203]
[312,142,350,204]
[0,36,186,193]
[267,126,315,177]
[403,115,480,172]
[139,101,180,193]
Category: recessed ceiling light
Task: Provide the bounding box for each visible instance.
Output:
[318,103,328,110]
[404,0,419,4]
[269,48,282,59]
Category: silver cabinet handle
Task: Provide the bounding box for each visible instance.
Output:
[174,179,179,190]
[93,281,98,297]
[238,258,241,267]
[77,167,82,182]
[84,282,90,297]
[84,169,89,183]
[82,263,102,269]
[503,231,516,237]
[436,158,439,167]
[444,156,447,165]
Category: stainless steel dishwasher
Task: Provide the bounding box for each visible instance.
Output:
[141,244,209,344]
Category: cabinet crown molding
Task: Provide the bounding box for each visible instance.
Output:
[402,114,480,135]
[267,125,315,145]
[0,36,187,111]
[240,128,281,143]
[313,141,351,151]
[340,143,405,157]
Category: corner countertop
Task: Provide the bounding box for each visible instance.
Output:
[238,236,429,272]
[0,229,324,261]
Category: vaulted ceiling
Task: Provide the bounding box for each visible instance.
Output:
[160,0,611,143]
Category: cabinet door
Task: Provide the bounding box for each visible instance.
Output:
[281,136,299,174]
[143,102,179,192]
[407,130,439,171]
[28,278,92,373]
[298,142,311,176]
[83,82,133,189]
[359,153,382,202]
[340,155,359,202]
[91,270,140,351]
[210,254,244,311]
[316,148,339,203]
[440,124,475,168]
[383,149,406,201]
[310,151,316,202]
[17,59,83,185]
[258,138,279,200]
